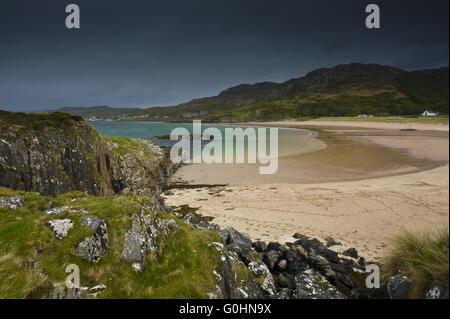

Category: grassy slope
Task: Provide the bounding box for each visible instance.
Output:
[0,111,84,132]
[104,135,155,158]
[382,229,449,298]
[0,187,222,299]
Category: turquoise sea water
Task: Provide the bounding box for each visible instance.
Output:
[90,121,319,158]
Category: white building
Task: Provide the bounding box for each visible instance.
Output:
[422,110,438,116]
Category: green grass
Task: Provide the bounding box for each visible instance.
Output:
[0,187,223,299]
[0,110,84,132]
[104,135,154,158]
[381,228,449,298]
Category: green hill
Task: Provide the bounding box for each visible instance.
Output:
[52,63,449,121]
[140,63,448,121]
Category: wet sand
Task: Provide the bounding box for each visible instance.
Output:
[163,121,449,260]
[172,125,448,184]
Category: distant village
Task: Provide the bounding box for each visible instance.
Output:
[87,111,210,122]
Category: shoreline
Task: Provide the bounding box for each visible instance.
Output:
[234,119,449,132]
[171,122,448,185]
[163,120,449,261]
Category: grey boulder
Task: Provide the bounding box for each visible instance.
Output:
[342,248,358,259]
[294,269,345,299]
[386,274,412,299]
[0,196,25,210]
[262,250,281,270]
[74,217,109,263]
[247,261,276,295]
[121,209,177,271]
[47,219,74,239]
[219,227,253,264]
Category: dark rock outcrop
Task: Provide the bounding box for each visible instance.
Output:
[0,111,177,197]
[325,236,342,248]
[343,248,359,259]
[262,250,281,271]
[386,273,412,299]
[340,275,354,289]
[186,212,377,299]
[219,227,254,265]
[252,241,267,253]
[208,242,264,299]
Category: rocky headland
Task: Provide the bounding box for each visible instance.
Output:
[0,111,177,197]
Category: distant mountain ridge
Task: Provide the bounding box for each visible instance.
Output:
[219,63,406,98]
[50,63,449,121]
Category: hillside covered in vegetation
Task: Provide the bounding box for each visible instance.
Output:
[55,63,449,122]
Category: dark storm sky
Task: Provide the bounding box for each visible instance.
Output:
[0,0,448,111]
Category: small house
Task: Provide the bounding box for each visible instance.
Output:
[422,110,438,116]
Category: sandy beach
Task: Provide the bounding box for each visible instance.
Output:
[163,120,449,261]
[244,120,450,132]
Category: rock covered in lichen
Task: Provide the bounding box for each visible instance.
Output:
[47,219,74,239]
[121,207,177,271]
[180,212,221,232]
[0,195,25,210]
[294,269,345,299]
[42,206,88,216]
[74,217,109,263]
[106,138,179,196]
[208,242,264,299]
[247,261,276,296]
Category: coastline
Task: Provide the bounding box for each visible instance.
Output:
[170,121,448,185]
[163,120,449,261]
[235,120,449,132]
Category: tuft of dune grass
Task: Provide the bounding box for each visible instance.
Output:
[382,228,449,298]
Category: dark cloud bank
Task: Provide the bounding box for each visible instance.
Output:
[0,0,448,111]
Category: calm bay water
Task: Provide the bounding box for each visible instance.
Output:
[90,121,321,157]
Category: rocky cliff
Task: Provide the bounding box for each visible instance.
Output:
[0,111,175,197]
